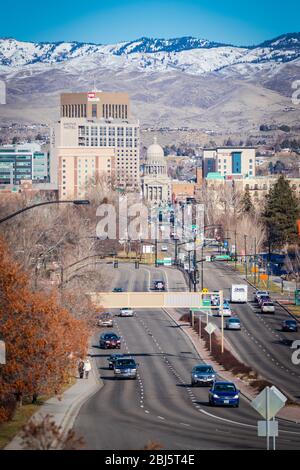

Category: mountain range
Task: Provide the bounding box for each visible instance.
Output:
[0,33,299,133]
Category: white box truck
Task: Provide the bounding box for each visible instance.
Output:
[231,284,248,303]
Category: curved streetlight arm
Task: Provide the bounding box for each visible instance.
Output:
[0,200,90,225]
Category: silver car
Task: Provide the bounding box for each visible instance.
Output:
[114,358,138,379]
[191,364,216,386]
[226,318,241,330]
[98,313,114,327]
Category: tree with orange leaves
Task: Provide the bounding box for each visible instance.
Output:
[0,236,88,420]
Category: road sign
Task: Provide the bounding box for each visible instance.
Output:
[257,420,278,437]
[205,323,216,335]
[202,288,209,293]
[251,386,287,420]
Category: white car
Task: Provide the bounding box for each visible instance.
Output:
[120,307,134,317]
[221,307,232,317]
[161,245,168,252]
[261,302,275,313]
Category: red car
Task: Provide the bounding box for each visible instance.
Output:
[99,332,121,349]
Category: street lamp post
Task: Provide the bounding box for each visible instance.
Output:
[244,235,248,279]
[0,200,90,225]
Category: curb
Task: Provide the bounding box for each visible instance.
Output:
[57,357,103,448]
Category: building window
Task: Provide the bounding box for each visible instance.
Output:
[92,104,97,118]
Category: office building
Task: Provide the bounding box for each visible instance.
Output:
[53,115,140,199]
[203,147,256,178]
[0,146,50,190]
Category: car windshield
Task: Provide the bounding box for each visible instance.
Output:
[195,366,214,373]
[229,319,240,323]
[285,320,296,325]
[105,334,118,339]
[263,303,273,306]
[214,383,236,392]
[116,359,135,367]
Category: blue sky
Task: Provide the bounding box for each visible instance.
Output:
[1,0,299,45]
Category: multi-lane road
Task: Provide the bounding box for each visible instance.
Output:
[74,263,300,450]
[202,260,300,403]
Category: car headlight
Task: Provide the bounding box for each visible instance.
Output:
[213,394,219,399]
[115,369,121,373]
[132,369,137,373]
[233,394,239,399]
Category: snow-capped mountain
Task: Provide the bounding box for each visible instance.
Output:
[0,33,299,133]
[0,33,299,73]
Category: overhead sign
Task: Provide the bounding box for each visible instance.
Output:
[204,323,216,335]
[251,386,287,420]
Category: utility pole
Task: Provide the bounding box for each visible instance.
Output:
[155,238,158,267]
[244,234,248,279]
[234,229,237,271]
[188,251,192,292]
[254,237,257,286]
[193,235,197,292]
[174,238,178,266]
[201,243,204,291]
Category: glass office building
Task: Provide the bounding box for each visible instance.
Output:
[0,148,49,186]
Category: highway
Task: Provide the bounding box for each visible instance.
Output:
[202,260,300,403]
[74,263,300,450]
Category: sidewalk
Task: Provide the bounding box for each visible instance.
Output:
[5,357,102,450]
[164,307,300,424]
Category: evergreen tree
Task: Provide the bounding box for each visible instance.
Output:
[263,175,299,248]
[240,187,254,214]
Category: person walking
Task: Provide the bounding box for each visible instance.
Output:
[78,359,85,379]
[84,358,92,379]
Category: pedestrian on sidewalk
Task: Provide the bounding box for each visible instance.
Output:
[78,359,85,379]
[84,358,92,379]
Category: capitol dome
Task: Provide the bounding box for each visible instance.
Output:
[147,136,164,162]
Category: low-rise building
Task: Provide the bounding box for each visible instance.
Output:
[0,145,51,192]
[203,147,256,178]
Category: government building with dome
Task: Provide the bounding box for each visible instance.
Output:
[141,137,171,204]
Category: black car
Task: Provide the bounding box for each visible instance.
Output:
[99,332,121,349]
[282,319,298,332]
[107,354,124,369]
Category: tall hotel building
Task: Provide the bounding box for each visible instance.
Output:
[52,91,140,199]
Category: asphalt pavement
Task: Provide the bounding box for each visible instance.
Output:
[73,263,300,450]
[202,260,300,403]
